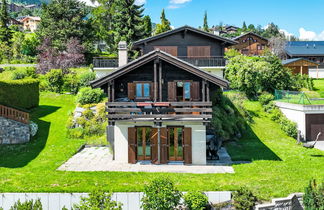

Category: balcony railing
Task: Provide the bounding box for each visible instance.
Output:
[93,56,226,68]
[0,105,29,124]
[106,101,212,121]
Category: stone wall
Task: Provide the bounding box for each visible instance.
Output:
[0,117,30,144]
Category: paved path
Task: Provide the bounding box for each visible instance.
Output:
[314,141,324,151]
[58,146,234,174]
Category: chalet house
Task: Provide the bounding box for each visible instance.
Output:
[21,16,41,32]
[285,41,324,78]
[282,58,319,77]
[91,26,235,165]
[93,26,237,79]
[231,32,268,56]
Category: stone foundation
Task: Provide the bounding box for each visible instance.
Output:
[0,117,30,144]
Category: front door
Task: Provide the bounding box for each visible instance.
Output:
[168,127,184,161]
[136,127,152,160]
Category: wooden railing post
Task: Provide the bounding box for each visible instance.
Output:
[0,105,29,124]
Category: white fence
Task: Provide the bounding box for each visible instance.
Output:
[0,191,231,210]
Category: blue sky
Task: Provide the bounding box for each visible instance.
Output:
[135,0,324,40]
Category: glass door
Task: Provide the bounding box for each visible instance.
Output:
[168,127,184,161]
[136,127,152,160]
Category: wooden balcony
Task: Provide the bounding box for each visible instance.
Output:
[106,101,213,122]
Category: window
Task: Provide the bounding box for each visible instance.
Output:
[184,82,191,99]
[136,83,150,98]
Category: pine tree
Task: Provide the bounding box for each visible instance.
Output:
[143,15,152,38]
[0,0,12,43]
[112,0,145,48]
[203,11,209,32]
[242,21,247,31]
[154,9,171,35]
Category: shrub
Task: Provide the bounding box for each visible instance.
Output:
[294,74,314,90]
[0,79,39,109]
[45,69,64,93]
[74,189,122,210]
[79,71,96,87]
[279,118,298,139]
[304,179,324,210]
[11,70,27,80]
[9,199,42,210]
[258,92,274,106]
[68,127,85,139]
[183,191,209,210]
[232,187,258,210]
[76,87,104,105]
[141,178,182,210]
[63,73,80,94]
[26,67,38,79]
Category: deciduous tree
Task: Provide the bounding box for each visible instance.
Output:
[154,9,171,35]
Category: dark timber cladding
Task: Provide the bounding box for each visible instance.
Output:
[305,114,324,141]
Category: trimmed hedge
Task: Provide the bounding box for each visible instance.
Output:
[0,79,39,109]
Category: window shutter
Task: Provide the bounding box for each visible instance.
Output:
[150,82,154,100]
[128,127,137,164]
[187,46,211,58]
[154,46,178,56]
[160,128,168,164]
[128,83,135,100]
[151,128,158,164]
[183,127,192,164]
[191,82,200,101]
[168,82,176,101]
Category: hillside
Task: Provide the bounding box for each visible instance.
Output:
[9,0,49,5]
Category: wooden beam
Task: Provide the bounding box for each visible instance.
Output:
[111,80,115,102]
[107,82,111,102]
[202,80,206,102]
[106,101,212,106]
[159,61,162,102]
[300,65,303,75]
[108,114,212,119]
[154,60,157,102]
[206,82,210,102]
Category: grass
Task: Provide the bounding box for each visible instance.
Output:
[1,92,324,200]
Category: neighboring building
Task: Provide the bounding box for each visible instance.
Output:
[8,18,23,28]
[91,26,235,165]
[92,26,237,79]
[231,32,268,56]
[224,25,239,34]
[21,16,41,32]
[285,41,324,78]
[282,58,319,77]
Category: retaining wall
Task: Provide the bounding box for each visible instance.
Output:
[0,117,30,144]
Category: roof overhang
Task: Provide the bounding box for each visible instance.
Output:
[91,50,229,88]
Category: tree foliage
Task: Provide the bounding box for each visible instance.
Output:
[232,187,258,210]
[154,9,171,35]
[143,15,152,37]
[304,179,324,210]
[203,11,209,32]
[0,0,12,43]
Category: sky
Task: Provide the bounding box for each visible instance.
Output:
[82,0,324,40]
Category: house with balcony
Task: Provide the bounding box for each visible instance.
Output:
[91,27,233,165]
[93,25,237,79]
[230,32,268,56]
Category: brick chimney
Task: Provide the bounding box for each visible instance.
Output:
[118,41,128,67]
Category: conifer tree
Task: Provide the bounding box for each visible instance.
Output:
[203,11,209,32]
[0,0,11,43]
[242,21,247,31]
[154,9,171,35]
[143,15,152,38]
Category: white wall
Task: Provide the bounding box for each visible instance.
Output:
[309,67,324,78]
[114,122,206,165]
[279,107,306,138]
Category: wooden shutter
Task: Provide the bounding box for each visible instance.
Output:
[183,127,192,164]
[160,128,168,164]
[128,127,137,164]
[128,83,135,100]
[168,82,176,101]
[154,46,178,56]
[150,82,154,100]
[191,82,200,101]
[187,46,211,58]
[151,128,159,164]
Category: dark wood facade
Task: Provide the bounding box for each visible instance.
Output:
[306,114,324,141]
[231,32,268,56]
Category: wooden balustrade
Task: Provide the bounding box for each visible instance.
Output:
[106,101,212,121]
[0,105,29,124]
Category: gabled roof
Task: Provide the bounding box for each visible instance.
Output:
[132,25,237,47]
[21,16,41,22]
[282,58,319,66]
[233,32,268,42]
[285,41,324,56]
[91,50,229,88]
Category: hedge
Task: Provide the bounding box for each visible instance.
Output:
[0,79,39,110]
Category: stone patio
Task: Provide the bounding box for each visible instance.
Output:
[58,146,235,174]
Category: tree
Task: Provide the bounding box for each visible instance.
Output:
[143,15,152,38]
[154,9,171,35]
[242,21,247,31]
[37,0,92,51]
[203,11,209,32]
[0,0,11,43]
[112,0,145,48]
[262,22,284,38]
[268,36,287,59]
[248,24,255,32]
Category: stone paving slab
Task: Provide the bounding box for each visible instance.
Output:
[58,146,235,174]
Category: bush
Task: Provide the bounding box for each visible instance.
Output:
[11,70,27,80]
[279,118,298,139]
[294,74,314,90]
[26,67,38,79]
[74,189,122,210]
[0,79,39,109]
[232,187,258,210]
[304,179,324,210]
[67,127,85,139]
[29,121,38,137]
[183,191,209,210]
[63,73,80,94]
[258,92,274,106]
[9,199,42,210]
[141,178,182,210]
[79,71,96,87]
[76,87,104,105]
[45,69,64,93]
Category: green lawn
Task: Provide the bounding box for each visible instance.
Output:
[2,92,324,200]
